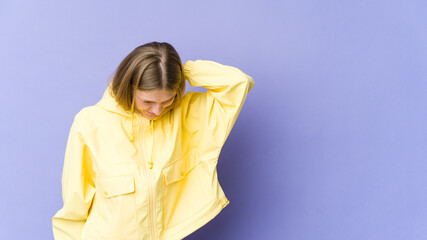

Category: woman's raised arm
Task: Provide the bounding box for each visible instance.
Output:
[182,60,254,158]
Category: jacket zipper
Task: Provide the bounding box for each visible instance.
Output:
[138,119,158,240]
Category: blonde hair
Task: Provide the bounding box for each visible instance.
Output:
[110,42,185,115]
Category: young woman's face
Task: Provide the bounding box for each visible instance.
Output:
[134,89,177,120]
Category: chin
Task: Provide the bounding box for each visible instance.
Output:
[143,109,171,120]
[143,112,160,120]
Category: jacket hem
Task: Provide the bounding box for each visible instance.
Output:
[159,197,229,240]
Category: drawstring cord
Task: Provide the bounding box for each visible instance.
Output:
[151,120,154,168]
[129,89,137,142]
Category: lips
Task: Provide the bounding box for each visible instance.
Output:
[145,112,160,118]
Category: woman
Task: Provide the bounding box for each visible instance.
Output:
[52,42,254,240]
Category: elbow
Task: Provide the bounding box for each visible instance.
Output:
[246,74,255,92]
[230,65,254,92]
[237,73,254,93]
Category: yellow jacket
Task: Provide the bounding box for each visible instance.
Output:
[52,60,254,240]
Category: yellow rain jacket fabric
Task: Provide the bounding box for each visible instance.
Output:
[52,60,254,240]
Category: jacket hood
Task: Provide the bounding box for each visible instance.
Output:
[95,84,134,118]
[95,84,150,142]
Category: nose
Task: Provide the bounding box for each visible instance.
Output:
[151,104,163,115]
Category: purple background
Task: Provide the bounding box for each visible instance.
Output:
[1,0,426,239]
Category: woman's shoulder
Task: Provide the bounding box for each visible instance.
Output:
[73,105,100,121]
[72,105,119,131]
[69,106,96,131]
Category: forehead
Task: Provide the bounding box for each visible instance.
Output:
[135,89,176,102]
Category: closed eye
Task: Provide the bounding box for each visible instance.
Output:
[141,95,176,104]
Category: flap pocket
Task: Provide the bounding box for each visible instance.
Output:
[96,175,135,198]
[162,150,201,185]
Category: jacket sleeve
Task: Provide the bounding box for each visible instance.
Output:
[183,60,254,158]
[52,112,96,240]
